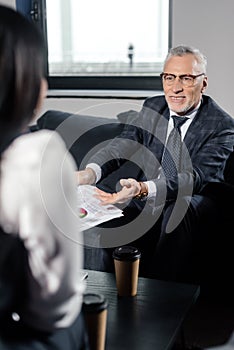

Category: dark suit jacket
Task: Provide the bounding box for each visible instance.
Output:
[90,95,234,204]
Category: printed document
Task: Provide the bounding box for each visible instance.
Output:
[77,185,123,231]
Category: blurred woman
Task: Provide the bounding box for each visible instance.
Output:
[0,5,86,349]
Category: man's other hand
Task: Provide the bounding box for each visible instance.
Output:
[76,168,96,185]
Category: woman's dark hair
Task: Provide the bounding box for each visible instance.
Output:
[0,7,45,323]
[0,5,46,153]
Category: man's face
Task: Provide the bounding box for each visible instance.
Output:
[162,54,208,116]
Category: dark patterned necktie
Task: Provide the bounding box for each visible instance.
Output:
[161,115,188,178]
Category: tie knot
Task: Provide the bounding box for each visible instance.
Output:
[172,115,188,130]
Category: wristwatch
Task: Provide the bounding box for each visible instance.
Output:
[134,182,148,200]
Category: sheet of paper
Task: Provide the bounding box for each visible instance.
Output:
[77,185,123,231]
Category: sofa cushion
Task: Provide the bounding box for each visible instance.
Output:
[35,110,142,192]
[36,110,123,168]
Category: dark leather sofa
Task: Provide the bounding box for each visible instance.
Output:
[32,109,234,299]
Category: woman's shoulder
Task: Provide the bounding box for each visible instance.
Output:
[5,130,66,163]
[14,129,65,151]
[2,130,73,178]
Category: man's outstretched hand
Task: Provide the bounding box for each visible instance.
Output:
[95,178,141,204]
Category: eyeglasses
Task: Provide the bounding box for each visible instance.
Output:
[160,73,205,87]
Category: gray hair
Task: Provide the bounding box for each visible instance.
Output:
[164,45,207,73]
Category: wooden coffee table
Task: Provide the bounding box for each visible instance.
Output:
[85,269,200,350]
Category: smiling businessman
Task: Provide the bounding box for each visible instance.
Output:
[77,45,234,283]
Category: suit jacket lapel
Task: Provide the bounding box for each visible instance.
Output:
[154,108,169,162]
[184,100,208,150]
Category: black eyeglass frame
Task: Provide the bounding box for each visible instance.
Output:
[160,72,205,86]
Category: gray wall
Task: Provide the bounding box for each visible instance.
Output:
[172,0,234,116]
[1,0,234,118]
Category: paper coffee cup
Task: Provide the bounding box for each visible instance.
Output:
[82,293,108,350]
[113,246,141,297]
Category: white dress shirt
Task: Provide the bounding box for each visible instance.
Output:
[0,130,85,332]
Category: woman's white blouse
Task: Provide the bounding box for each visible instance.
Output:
[0,130,85,332]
